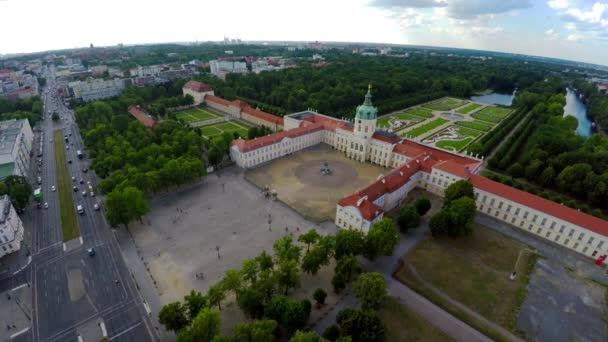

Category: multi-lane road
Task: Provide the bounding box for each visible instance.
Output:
[0,66,156,342]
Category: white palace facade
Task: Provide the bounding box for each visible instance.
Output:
[229,86,608,260]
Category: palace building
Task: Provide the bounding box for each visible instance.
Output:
[228,86,608,260]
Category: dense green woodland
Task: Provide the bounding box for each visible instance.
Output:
[75,101,206,227]
[195,54,547,118]
[572,78,608,135]
[0,96,43,126]
[487,78,608,216]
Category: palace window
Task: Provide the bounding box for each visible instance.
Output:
[532,215,538,223]
[490,199,495,206]
[568,229,574,237]
[506,205,512,212]
[560,225,566,233]
[541,218,547,226]
[593,250,598,257]
[537,227,542,234]
[528,224,533,230]
[583,247,589,254]
[546,231,551,238]
[555,235,560,241]
[503,214,508,220]
[515,208,520,216]
[482,195,487,203]
[598,241,605,249]
[564,239,570,245]
[550,222,556,229]
[588,237,594,245]
[523,212,529,219]
[511,217,516,224]
[578,233,585,241]
[573,243,579,249]
[498,202,503,209]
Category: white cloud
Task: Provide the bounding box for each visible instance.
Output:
[545,28,560,39]
[565,2,606,24]
[567,34,582,41]
[565,23,576,30]
[547,0,569,10]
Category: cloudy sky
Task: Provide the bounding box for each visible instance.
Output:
[1,0,606,65]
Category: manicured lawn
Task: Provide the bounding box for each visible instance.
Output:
[200,121,251,139]
[456,103,483,114]
[406,108,434,118]
[436,137,474,151]
[472,113,502,123]
[455,126,482,138]
[53,130,80,241]
[456,120,493,132]
[377,113,423,128]
[175,107,221,123]
[401,118,448,138]
[396,224,535,332]
[423,98,466,111]
[477,106,512,118]
[381,296,455,342]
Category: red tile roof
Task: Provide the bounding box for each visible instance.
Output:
[183,80,213,92]
[231,123,324,153]
[339,194,384,221]
[242,107,284,126]
[206,95,232,106]
[470,175,608,236]
[127,105,157,128]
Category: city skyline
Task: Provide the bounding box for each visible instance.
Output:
[0,0,607,65]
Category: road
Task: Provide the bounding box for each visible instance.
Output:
[0,65,156,342]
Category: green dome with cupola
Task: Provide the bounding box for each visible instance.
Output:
[355,84,377,120]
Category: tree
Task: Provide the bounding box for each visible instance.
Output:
[179,308,221,342]
[241,258,259,285]
[301,240,332,275]
[429,210,451,237]
[335,255,361,283]
[507,162,524,178]
[445,197,477,236]
[414,196,431,216]
[52,112,60,121]
[323,324,341,341]
[331,272,346,293]
[2,176,32,209]
[313,288,327,307]
[237,287,265,319]
[158,302,189,332]
[273,235,302,263]
[105,186,149,228]
[443,180,474,206]
[184,290,208,320]
[353,273,387,310]
[538,166,555,187]
[364,218,399,260]
[289,331,328,342]
[266,296,310,332]
[298,229,320,251]
[222,269,243,299]
[397,205,420,233]
[276,259,301,294]
[233,319,277,342]
[334,229,365,259]
[336,308,385,342]
[207,283,226,310]
[256,250,274,271]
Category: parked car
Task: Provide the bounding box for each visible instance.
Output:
[44,202,48,209]
[93,203,100,211]
[51,186,56,192]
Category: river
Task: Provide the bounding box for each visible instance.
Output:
[470,90,516,106]
[564,88,592,138]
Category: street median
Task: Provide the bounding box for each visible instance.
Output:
[53,129,80,241]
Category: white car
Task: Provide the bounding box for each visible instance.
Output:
[93,203,100,211]
[51,186,56,192]
[44,202,48,209]
[71,176,76,181]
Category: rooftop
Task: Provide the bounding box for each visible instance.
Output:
[127,106,157,128]
[183,80,213,93]
[0,119,29,156]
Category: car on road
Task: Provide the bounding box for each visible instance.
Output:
[37,177,42,184]
[82,191,87,197]
[66,146,69,150]
[44,202,48,209]
[79,179,84,184]
[36,202,41,209]
[87,248,95,256]
[71,176,76,181]
[51,186,56,191]
[73,186,78,192]
[68,160,72,164]
[77,204,84,214]
[93,203,100,211]
[82,168,88,173]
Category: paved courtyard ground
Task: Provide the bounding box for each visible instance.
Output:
[245,144,388,222]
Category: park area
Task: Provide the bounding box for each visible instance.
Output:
[246,144,387,222]
[200,121,251,139]
[477,106,512,118]
[423,98,466,111]
[422,126,481,152]
[53,130,80,241]
[456,103,482,114]
[455,120,494,132]
[175,107,222,124]
[395,224,535,338]
[400,118,448,138]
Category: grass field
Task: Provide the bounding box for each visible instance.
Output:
[200,121,251,139]
[396,225,535,332]
[455,120,494,132]
[472,113,502,123]
[477,106,512,118]
[434,127,480,151]
[175,107,221,124]
[456,103,483,114]
[406,107,434,118]
[53,130,80,241]
[423,98,466,111]
[401,118,448,138]
[377,113,424,128]
[381,296,455,342]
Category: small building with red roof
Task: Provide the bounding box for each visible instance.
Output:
[128,105,157,128]
[182,80,214,105]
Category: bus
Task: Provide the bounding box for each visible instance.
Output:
[34,188,43,202]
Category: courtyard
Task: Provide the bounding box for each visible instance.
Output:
[175,106,222,124]
[245,144,388,222]
[200,120,252,139]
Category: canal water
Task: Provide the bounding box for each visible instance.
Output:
[470,90,516,106]
[564,88,592,138]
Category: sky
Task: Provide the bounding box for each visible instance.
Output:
[0,0,607,65]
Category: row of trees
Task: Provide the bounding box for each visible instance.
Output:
[159,218,400,341]
[397,196,431,233]
[0,175,33,210]
[487,78,608,213]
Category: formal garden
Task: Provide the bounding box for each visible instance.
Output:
[422,126,482,152]
[400,118,449,138]
[422,97,467,111]
[200,121,252,139]
[175,107,223,124]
